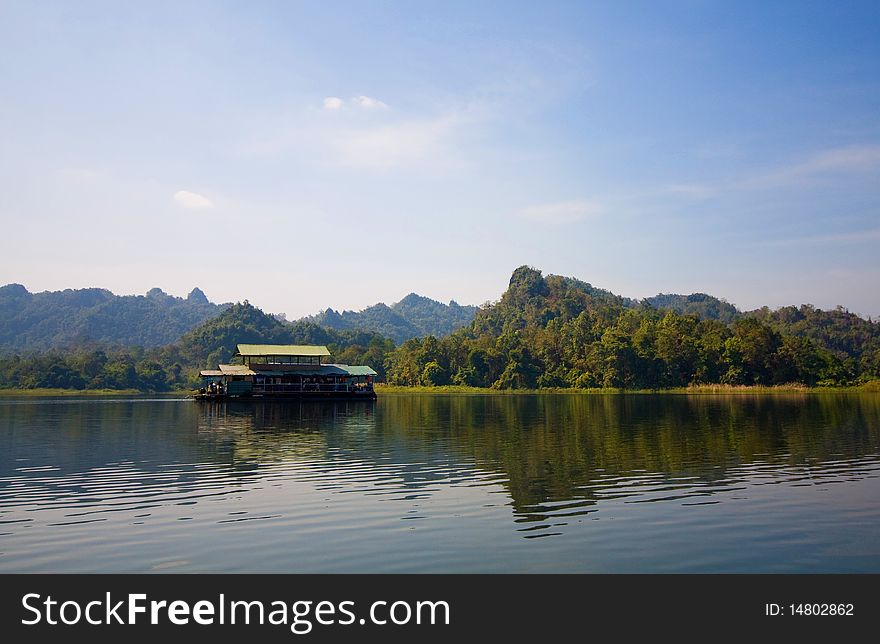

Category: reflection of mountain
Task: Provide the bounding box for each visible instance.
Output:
[369,394,880,517]
[2,395,878,527]
[0,399,205,475]
[195,400,375,470]
[190,394,880,520]
[195,400,485,495]
[410,395,880,511]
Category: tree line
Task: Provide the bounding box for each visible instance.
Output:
[0,302,394,391]
[383,267,880,389]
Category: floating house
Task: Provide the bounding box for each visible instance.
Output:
[196,344,377,400]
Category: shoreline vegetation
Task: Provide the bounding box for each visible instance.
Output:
[1,381,878,397]
[380,382,880,394]
[376,381,880,394]
[0,388,179,397]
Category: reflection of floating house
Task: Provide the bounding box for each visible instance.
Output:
[196,344,377,400]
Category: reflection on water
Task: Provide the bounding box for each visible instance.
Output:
[1,393,879,572]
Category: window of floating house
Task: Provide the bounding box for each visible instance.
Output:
[240,354,324,366]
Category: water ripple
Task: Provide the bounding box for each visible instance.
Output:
[1,394,879,572]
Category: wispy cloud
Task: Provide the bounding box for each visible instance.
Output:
[740,144,880,189]
[173,190,213,209]
[520,199,604,223]
[353,95,388,110]
[662,144,880,200]
[786,145,880,174]
[322,95,388,111]
[236,99,486,171]
[758,227,880,247]
[331,114,459,169]
[663,183,717,199]
[57,167,103,184]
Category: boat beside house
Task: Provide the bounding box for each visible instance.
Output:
[196,343,377,400]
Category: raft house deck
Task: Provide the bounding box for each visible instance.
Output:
[196,343,377,400]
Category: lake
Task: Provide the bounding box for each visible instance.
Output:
[1,393,878,573]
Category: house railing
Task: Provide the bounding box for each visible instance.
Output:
[251,383,373,394]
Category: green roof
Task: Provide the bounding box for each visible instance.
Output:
[218,364,257,375]
[249,364,377,377]
[337,364,378,376]
[236,344,331,357]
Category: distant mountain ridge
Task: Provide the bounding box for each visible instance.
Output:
[2,268,877,391]
[0,283,481,352]
[4,276,858,359]
[303,293,479,344]
[0,284,229,351]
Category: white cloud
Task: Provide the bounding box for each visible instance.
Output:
[353,95,388,110]
[322,95,387,111]
[520,199,604,223]
[173,190,213,209]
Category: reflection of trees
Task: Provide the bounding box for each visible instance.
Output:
[0,399,374,481]
[196,395,879,519]
[2,395,878,524]
[195,400,480,495]
[371,394,880,515]
[0,399,201,476]
[194,401,376,471]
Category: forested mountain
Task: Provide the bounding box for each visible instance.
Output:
[308,304,418,344]
[0,284,228,351]
[390,293,480,337]
[385,266,880,388]
[305,293,478,343]
[162,302,394,379]
[0,302,395,390]
[2,268,878,391]
[748,305,880,368]
[645,293,741,324]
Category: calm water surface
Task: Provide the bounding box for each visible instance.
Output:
[1,393,878,573]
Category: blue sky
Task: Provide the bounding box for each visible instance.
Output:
[1,1,878,318]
